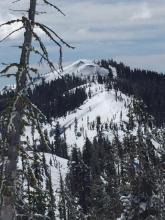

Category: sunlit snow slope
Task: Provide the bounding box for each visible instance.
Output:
[44,59,109,83]
[55,83,130,150]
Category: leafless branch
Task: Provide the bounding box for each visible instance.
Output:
[31,47,53,67]
[12,0,21,3]
[10,9,46,15]
[32,32,60,73]
[35,22,75,49]
[0,63,19,74]
[29,67,38,74]
[32,32,49,60]
[0,26,23,43]
[42,0,65,16]
[0,19,22,28]
[33,24,63,70]
[0,74,16,78]
[30,47,61,77]
[9,9,28,12]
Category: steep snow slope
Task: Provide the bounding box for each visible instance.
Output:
[44,59,109,83]
[34,82,131,151]
[44,154,68,191]
[22,80,131,194]
[24,81,131,150]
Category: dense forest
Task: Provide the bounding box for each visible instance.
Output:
[29,74,87,119]
[99,59,165,126]
[0,74,87,120]
[51,98,165,219]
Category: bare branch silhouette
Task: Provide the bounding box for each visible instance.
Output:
[35,22,75,49]
[42,0,65,16]
[0,26,23,43]
[0,63,19,74]
[0,19,22,28]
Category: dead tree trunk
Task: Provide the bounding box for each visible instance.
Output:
[0,1,37,219]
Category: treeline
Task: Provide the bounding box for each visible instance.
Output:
[0,90,14,113]
[99,59,165,126]
[29,74,88,119]
[0,74,88,120]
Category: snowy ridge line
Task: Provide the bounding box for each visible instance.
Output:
[0,59,115,92]
[44,59,109,83]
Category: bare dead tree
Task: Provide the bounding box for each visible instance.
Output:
[0,0,74,219]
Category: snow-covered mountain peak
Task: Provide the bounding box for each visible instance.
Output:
[44,59,109,83]
[68,59,91,68]
[64,59,109,77]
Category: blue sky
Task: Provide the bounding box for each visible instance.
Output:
[0,0,165,87]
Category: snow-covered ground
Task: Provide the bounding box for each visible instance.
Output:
[55,83,130,150]
[44,153,68,191]
[23,80,131,151]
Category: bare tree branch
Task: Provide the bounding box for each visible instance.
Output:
[30,47,61,76]
[34,22,75,70]
[35,22,75,49]
[10,9,46,15]
[0,19,22,28]
[9,9,28,13]
[33,24,63,70]
[42,0,65,16]
[29,67,38,74]
[12,0,22,3]
[0,74,16,78]
[0,26,23,43]
[32,31,49,60]
[32,32,61,72]
[0,63,19,74]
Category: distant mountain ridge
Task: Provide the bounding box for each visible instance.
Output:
[43,59,109,83]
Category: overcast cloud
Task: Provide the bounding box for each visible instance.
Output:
[0,0,165,76]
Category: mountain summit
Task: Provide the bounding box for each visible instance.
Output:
[44,59,109,83]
